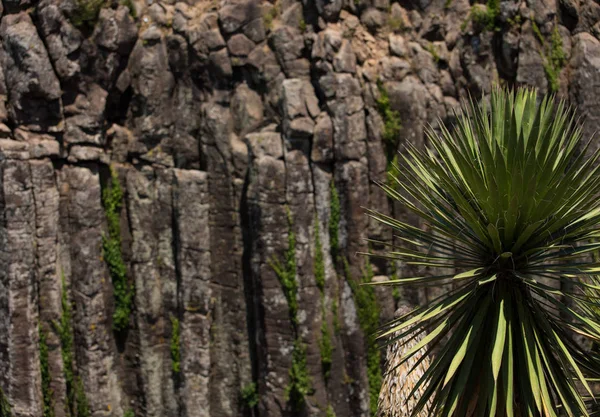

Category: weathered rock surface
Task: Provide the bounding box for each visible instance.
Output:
[0,0,598,416]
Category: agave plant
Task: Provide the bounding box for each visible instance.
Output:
[369,88,600,416]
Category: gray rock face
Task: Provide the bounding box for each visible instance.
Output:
[0,12,62,131]
[0,1,598,417]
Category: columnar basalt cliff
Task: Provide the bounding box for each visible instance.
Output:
[0,0,599,416]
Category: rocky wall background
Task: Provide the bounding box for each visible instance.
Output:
[0,0,599,416]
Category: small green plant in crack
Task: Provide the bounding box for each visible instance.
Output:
[426,42,440,64]
[532,21,566,93]
[0,388,10,417]
[329,182,341,262]
[39,326,55,417]
[102,167,133,333]
[119,0,136,18]
[386,154,401,192]
[463,0,500,32]
[314,220,326,292]
[170,316,181,374]
[376,80,402,161]
[54,274,89,417]
[387,15,404,33]
[326,405,336,417]
[331,296,340,334]
[71,0,106,30]
[285,338,312,411]
[506,13,522,27]
[269,207,299,324]
[315,219,333,379]
[241,382,260,409]
[270,209,312,409]
[75,379,90,417]
[123,410,135,417]
[264,2,280,31]
[299,19,307,33]
[319,313,333,379]
[344,257,381,417]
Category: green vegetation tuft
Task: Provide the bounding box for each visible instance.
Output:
[102,167,133,333]
[533,23,566,93]
[55,274,89,417]
[270,208,299,324]
[75,379,90,417]
[71,0,105,30]
[386,155,401,193]
[465,0,500,32]
[56,274,75,415]
[0,388,9,417]
[314,218,333,379]
[170,316,181,374]
[376,80,402,160]
[389,261,401,305]
[344,258,381,417]
[319,314,333,379]
[329,182,341,261]
[270,209,312,410]
[119,0,136,18]
[387,15,404,33]
[241,383,259,408]
[506,13,522,27]
[426,43,440,64]
[264,3,280,30]
[331,296,340,334]
[531,19,543,43]
[123,410,135,417]
[299,19,307,33]
[39,326,55,417]
[326,405,336,417]
[285,339,312,411]
[314,221,326,292]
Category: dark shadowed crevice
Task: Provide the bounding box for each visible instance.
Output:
[106,86,133,126]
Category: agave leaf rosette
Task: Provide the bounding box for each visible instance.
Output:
[369,88,600,416]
